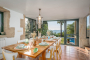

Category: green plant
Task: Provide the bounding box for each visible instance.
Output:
[67,38,70,43]
[41,24,48,36]
[37,28,42,33]
[67,38,70,40]
[57,21,64,37]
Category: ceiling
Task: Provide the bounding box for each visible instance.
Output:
[0,0,90,20]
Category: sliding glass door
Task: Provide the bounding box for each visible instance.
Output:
[65,20,79,46]
[43,19,79,46]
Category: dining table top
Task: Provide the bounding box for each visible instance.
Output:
[2,38,58,58]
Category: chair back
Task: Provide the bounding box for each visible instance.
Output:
[2,49,18,60]
[56,42,59,50]
[58,46,62,59]
[58,38,61,46]
[50,48,55,60]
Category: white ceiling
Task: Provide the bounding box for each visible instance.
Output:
[0,0,90,20]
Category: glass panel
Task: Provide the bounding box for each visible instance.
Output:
[25,18,31,39]
[41,22,48,36]
[48,21,60,37]
[61,37,64,44]
[66,35,77,45]
[0,14,1,33]
[33,20,36,31]
[47,21,64,44]
[66,21,77,34]
[61,21,64,44]
[87,16,89,37]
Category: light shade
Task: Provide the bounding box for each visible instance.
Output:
[36,8,43,25]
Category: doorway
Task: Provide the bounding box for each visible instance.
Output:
[65,20,79,46]
[45,19,79,46]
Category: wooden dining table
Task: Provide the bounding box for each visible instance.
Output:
[2,38,58,60]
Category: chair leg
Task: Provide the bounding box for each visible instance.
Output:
[60,56,61,59]
[39,57,42,60]
[56,52,58,60]
[57,50,58,53]
[2,52,6,60]
[13,56,15,60]
[53,57,55,60]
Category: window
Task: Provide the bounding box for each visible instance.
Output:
[0,12,4,35]
[25,17,36,39]
[86,15,90,38]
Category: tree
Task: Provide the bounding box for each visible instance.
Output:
[67,22,74,34]
[87,26,89,29]
[50,30,53,35]
[41,24,48,36]
[57,21,64,37]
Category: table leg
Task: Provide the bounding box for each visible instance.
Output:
[42,50,46,60]
[17,53,22,58]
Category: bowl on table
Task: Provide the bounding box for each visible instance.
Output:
[33,48,38,53]
[14,44,27,50]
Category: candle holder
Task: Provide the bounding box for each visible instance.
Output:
[31,31,36,46]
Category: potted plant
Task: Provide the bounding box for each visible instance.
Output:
[67,38,70,43]
[37,28,42,33]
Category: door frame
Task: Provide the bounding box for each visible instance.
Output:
[44,19,79,46]
[64,19,79,46]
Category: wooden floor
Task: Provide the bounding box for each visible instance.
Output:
[0,45,90,60]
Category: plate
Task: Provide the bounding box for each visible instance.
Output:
[39,42,49,46]
[33,48,38,53]
[14,44,27,50]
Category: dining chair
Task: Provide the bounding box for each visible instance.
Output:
[2,49,26,60]
[56,38,61,45]
[53,43,62,60]
[39,48,55,60]
[48,38,61,60]
[58,45,62,59]
[48,38,61,52]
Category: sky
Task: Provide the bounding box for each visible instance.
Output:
[48,21,61,30]
[48,21,75,30]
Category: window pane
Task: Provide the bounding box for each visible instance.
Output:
[66,21,77,34]
[25,18,30,39]
[48,21,60,37]
[0,14,1,33]
[87,16,89,37]
[66,35,77,45]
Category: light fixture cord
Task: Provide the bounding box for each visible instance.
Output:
[39,8,41,16]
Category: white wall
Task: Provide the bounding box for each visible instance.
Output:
[0,8,24,59]
[4,8,24,46]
